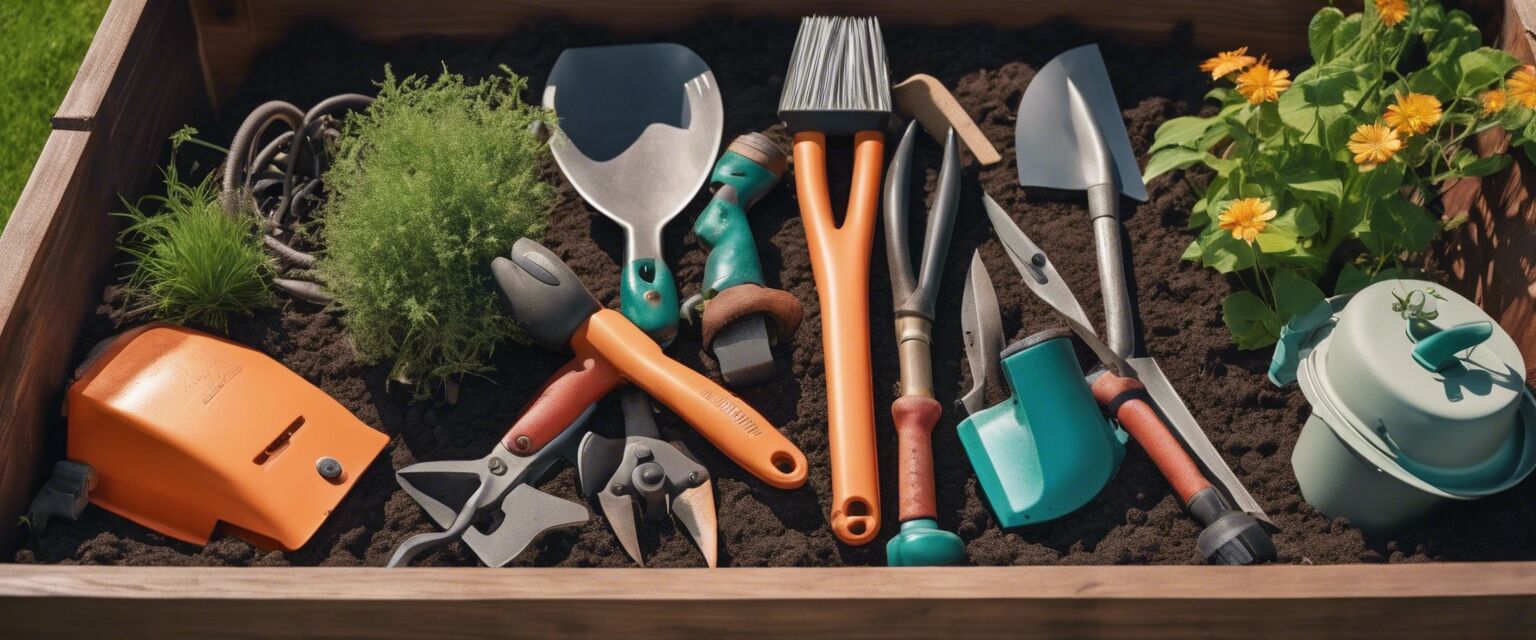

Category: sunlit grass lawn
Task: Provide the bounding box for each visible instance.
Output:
[0,0,110,229]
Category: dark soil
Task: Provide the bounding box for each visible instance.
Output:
[16,19,1536,567]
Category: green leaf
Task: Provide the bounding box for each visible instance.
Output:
[1181,238,1203,262]
[1142,147,1206,183]
[1200,227,1256,273]
[1457,153,1512,178]
[1271,270,1327,324]
[1255,232,1297,253]
[1150,116,1216,153]
[1309,7,1348,64]
[1282,167,1343,208]
[1427,10,1482,65]
[1352,160,1406,200]
[1222,290,1282,350]
[1383,197,1439,253]
[1458,48,1521,95]
[1404,58,1458,97]
[1335,263,1371,295]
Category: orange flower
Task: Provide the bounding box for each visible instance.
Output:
[1509,65,1536,108]
[1217,198,1276,244]
[1383,93,1442,136]
[1377,0,1409,27]
[1234,59,1291,104]
[1199,47,1258,80]
[1481,89,1507,116]
[1347,123,1403,172]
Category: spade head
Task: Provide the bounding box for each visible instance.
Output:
[1015,44,1148,201]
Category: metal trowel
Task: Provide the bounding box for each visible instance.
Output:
[1014,44,1269,526]
[543,43,723,345]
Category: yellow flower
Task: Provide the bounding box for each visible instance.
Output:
[1200,47,1257,80]
[1481,89,1508,116]
[1234,59,1291,104]
[1217,198,1277,244]
[1377,0,1409,27]
[1383,93,1442,136]
[1347,123,1404,172]
[1509,65,1536,108]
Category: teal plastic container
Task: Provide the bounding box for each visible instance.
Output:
[958,330,1126,528]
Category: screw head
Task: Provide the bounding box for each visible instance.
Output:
[633,446,654,461]
[1031,253,1047,268]
[316,457,343,480]
[488,458,508,476]
[514,435,531,451]
[687,471,700,485]
[610,483,625,495]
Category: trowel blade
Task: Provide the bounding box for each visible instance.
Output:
[461,484,590,567]
[1015,44,1148,201]
[1129,356,1271,525]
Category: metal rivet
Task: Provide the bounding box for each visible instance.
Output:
[633,446,653,461]
[316,457,343,480]
[610,483,625,494]
[644,290,661,302]
[488,458,508,476]
[1031,253,1047,267]
[514,435,531,451]
[687,471,700,485]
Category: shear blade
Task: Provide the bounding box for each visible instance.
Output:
[672,480,718,568]
[598,489,644,566]
[461,484,590,567]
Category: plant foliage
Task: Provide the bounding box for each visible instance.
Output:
[320,66,554,394]
[116,133,274,331]
[1146,0,1524,349]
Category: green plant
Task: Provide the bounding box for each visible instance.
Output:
[115,135,275,331]
[1145,0,1527,349]
[320,66,554,395]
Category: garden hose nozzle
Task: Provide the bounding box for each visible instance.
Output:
[687,133,803,386]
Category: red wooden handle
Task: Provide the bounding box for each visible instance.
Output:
[500,352,624,454]
[1091,373,1212,504]
[891,395,942,522]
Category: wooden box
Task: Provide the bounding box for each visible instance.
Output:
[1,1,1534,636]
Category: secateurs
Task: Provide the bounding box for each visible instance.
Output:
[881,121,965,566]
[389,239,807,567]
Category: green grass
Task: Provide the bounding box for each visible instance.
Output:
[0,0,110,229]
[116,160,275,332]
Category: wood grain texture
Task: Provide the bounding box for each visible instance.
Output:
[0,564,1534,638]
[0,0,208,553]
[1439,0,1536,385]
[188,0,1327,104]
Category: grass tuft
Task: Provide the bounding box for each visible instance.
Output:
[319,66,553,394]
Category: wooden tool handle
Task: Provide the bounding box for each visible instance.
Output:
[500,353,624,454]
[1091,373,1213,503]
[891,73,1002,166]
[892,395,942,522]
[578,309,808,490]
[793,130,884,545]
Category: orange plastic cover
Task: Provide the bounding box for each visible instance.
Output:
[66,324,387,551]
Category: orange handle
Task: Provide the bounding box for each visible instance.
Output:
[793,130,883,544]
[892,395,942,522]
[1091,373,1213,503]
[500,354,624,454]
[577,309,808,489]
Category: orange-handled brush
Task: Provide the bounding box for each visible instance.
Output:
[778,16,891,545]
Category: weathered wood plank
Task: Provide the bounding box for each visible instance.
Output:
[0,0,209,552]
[0,564,1533,638]
[188,0,1328,105]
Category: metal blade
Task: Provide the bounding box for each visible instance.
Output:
[982,193,1094,331]
[672,480,719,568]
[576,432,627,497]
[598,489,644,566]
[960,251,1004,414]
[462,483,590,567]
[1129,356,1271,525]
[1014,44,1148,201]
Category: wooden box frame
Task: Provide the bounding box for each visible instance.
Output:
[1,1,1534,636]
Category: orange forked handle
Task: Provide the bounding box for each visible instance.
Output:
[500,354,625,455]
[793,130,884,545]
[1091,373,1213,504]
[577,308,808,490]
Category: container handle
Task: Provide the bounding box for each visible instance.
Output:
[1411,321,1492,372]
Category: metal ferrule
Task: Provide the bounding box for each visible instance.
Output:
[895,315,934,398]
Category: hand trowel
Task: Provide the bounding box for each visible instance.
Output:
[1014,44,1270,527]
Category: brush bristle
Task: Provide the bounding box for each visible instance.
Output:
[778,16,891,134]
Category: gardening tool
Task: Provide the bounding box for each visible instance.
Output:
[777,15,890,545]
[543,43,723,345]
[683,132,805,386]
[891,74,1001,167]
[576,392,717,566]
[65,324,388,551]
[1270,280,1536,533]
[980,195,1275,565]
[881,122,966,566]
[958,250,1128,528]
[1015,43,1271,527]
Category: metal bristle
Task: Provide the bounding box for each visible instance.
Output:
[778,16,892,134]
